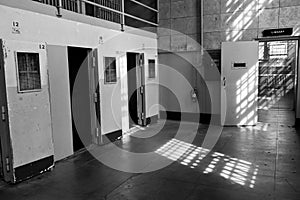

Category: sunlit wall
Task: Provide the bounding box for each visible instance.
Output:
[203,0,300,50]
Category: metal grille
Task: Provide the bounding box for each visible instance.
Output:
[16,52,42,92]
[32,0,158,27]
[104,57,117,83]
[148,59,155,78]
[85,0,122,23]
[258,41,296,110]
[33,0,78,12]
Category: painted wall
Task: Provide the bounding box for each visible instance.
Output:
[0,3,157,160]
[158,0,207,116]
[2,40,54,168]
[47,45,73,162]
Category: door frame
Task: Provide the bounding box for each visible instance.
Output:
[0,40,14,182]
[255,36,300,121]
[68,46,100,150]
[89,49,101,144]
[126,52,146,127]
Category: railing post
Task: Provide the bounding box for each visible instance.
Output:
[77,0,82,13]
[81,0,86,14]
[121,0,125,31]
[58,0,62,8]
[56,0,62,17]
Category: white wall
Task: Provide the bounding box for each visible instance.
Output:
[47,45,73,162]
[0,4,158,160]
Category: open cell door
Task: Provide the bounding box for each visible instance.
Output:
[90,49,101,144]
[0,39,54,183]
[221,41,259,126]
[0,40,13,182]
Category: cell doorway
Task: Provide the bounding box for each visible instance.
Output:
[258,39,298,125]
[68,47,93,152]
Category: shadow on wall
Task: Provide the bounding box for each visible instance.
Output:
[224,0,280,41]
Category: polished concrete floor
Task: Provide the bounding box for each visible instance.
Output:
[0,115,299,200]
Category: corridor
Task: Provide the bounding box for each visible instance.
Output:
[0,119,299,200]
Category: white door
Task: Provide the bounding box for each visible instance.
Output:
[1,39,54,182]
[221,41,259,126]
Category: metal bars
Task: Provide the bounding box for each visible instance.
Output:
[32,0,158,27]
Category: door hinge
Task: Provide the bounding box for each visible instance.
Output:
[140,59,143,66]
[1,106,6,121]
[140,112,145,119]
[95,127,99,138]
[92,56,96,68]
[6,157,10,172]
[94,93,98,103]
[140,86,144,94]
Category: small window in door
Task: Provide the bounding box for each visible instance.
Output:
[148,59,156,79]
[104,57,117,84]
[16,52,42,92]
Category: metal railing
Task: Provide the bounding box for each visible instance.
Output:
[33,0,78,12]
[32,0,158,28]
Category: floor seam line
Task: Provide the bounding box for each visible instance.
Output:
[103,173,140,199]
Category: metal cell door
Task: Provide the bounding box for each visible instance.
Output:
[221,41,259,126]
[0,40,13,182]
[0,39,54,183]
[136,53,146,126]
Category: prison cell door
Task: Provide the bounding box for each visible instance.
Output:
[89,49,101,144]
[136,53,146,126]
[0,39,54,183]
[221,41,259,126]
[68,47,101,150]
[0,40,13,182]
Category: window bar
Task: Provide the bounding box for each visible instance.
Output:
[121,0,125,30]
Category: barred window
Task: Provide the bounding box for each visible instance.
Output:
[148,59,155,78]
[16,52,41,92]
[104,57,117,84]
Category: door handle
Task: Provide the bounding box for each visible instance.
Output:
[223,77,226,87]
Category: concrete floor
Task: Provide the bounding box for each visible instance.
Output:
[0,116,300,199]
